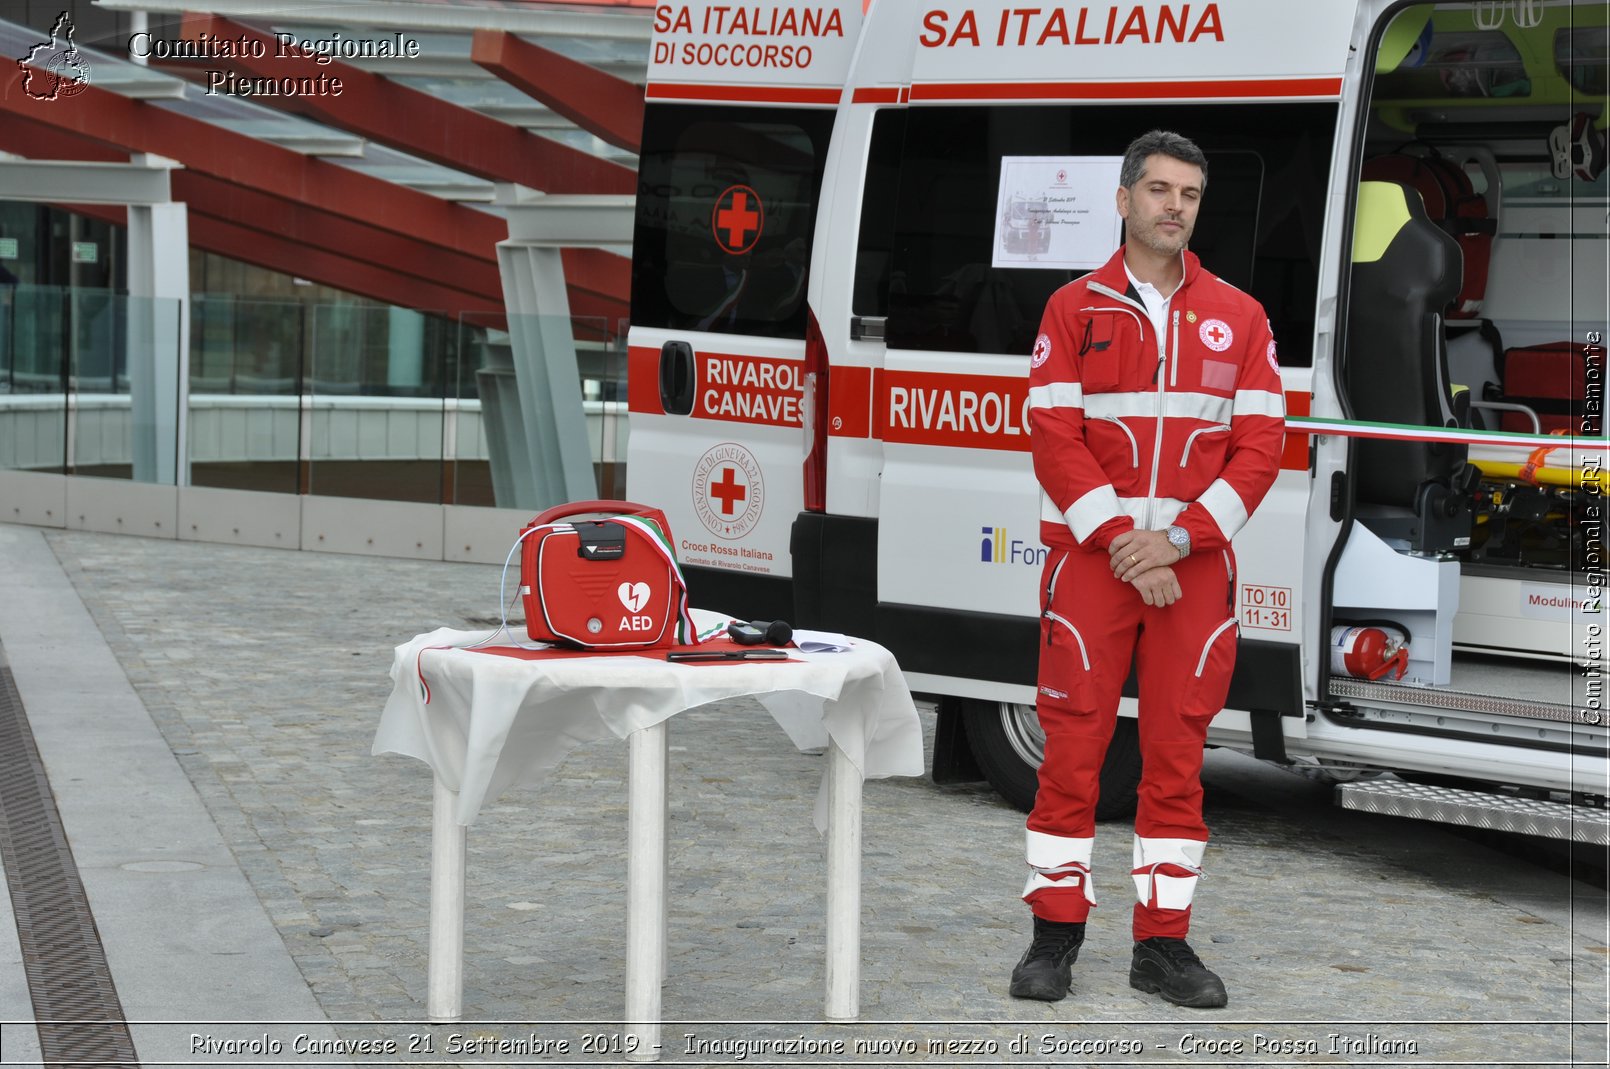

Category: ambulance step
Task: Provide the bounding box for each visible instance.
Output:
[1336,779,1609,845]
[1328,676,1576,724]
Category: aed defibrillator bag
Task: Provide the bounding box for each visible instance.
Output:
[519,500,697,650]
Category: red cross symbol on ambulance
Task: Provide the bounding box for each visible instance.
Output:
[709,465,747,516]
[712,185,764,255]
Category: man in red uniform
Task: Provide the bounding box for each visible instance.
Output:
[1009,130,1285,1008]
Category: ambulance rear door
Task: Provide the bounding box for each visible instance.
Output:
[627,1,863,618]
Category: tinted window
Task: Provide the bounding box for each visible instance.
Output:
[866,103,1336,365]
[852,109,907,317]
[632,104,835,339]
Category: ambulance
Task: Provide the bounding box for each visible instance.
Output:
[626,0,1610,841]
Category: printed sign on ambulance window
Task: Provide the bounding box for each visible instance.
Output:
[632,104,834,340]
[992,156,1123,270]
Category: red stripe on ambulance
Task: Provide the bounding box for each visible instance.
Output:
[910,77,1343,102]
[645,83,843,104]
[635,342,1310,467]
[1281,391,1311,471]
[627,346,805,427]
[879,370,1033,452]
[700,351,804,426]
[627,345,664,416]
[871,372,1311,465]
[828,365,873,438]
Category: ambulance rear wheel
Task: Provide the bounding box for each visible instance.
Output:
[966,701,1141,821]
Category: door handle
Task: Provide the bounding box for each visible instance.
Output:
[659,340,695,415]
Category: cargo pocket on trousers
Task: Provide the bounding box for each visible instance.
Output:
[1183,617,1238,718]
[1039,609,1093,716]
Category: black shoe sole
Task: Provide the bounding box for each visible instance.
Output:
[1129,971,1228,1009]
[1009,977,1070,1002]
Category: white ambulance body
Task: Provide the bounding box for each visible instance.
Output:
[628,0,1609,839]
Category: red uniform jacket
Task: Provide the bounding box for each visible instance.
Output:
[1029,246,1285,554]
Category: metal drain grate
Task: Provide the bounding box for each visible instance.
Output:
[0,658,139,1067]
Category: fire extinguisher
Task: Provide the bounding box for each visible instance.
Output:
[1330,624,1410,681]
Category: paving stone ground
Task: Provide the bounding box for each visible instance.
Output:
[32,529,1610,1067]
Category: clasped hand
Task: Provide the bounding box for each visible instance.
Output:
[1107,528,1183,607]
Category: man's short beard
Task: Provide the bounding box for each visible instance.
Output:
[1132,219,1189,256]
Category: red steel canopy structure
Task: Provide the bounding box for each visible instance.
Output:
[2,0,652,324]
[2,0,654,509]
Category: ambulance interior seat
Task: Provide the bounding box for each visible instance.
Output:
[1345,180,1477,554]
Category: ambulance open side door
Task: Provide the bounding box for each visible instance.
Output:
[626,1,864,618]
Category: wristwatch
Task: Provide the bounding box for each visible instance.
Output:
[1166,525,1191,561]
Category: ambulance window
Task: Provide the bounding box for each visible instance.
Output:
[631,104,835,339]
[852,110,907,317]
[1556,27,1608,97]
[882,103,1336,367]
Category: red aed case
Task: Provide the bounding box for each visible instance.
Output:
[519,500,698,650]
[1499,341,1606,434]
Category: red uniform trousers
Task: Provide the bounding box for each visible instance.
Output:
[1024,541,1239,940]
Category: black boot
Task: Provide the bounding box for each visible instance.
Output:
[1009,917,1085,1001]
[1129,937,1228,1008]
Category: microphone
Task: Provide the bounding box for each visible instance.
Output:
[727,619,793,646]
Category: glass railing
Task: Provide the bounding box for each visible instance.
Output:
[457,314,629,509]
[0,285,184,482]
[1,287,630,509]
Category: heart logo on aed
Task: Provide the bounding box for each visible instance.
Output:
[618,582,651,613]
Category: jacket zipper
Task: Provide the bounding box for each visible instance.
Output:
[1083,286,1150,337]
[1193,618,1238,677]
[1170,306,1181,389]
[1043,552,1068,610]
[1100,416,1139,467]
[1088,281,1169,528]
[1077,303,1146,340]
[1142,309,1177,529]
[1179,424,1231,466]
[1041,553,1090,670]
[1044,610,1092,670]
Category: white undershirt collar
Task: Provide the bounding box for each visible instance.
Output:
[1124,261,1181,341]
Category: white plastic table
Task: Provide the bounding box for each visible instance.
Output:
[372,622,923,1060]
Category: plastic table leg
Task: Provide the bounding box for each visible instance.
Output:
[427,776,466,1023]
[624,721,668,1061]
[825,739,862,1023]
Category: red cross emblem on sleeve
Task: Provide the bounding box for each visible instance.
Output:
[712,185,764,255]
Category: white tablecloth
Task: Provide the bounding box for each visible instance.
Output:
[372,621,925,830]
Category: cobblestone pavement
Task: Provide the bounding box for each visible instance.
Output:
[33,529,1610,1067]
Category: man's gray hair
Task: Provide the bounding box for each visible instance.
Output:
[1119,130,1209,190]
